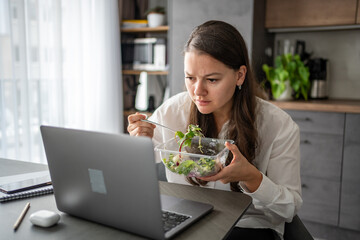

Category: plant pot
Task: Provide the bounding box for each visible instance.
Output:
[147,13,165,27]
[275,81,293,101]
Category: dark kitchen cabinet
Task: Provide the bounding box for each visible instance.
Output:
[265,0,358,28]
[357,2,360,24]
[340,113,360,231]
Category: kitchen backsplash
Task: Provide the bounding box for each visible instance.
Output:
[274,29,360,100]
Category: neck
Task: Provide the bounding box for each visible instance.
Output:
[213,111,230,135]
[213,101,232,134]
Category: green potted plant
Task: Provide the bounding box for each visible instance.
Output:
[262,53,310,100]
[145,6,166,28]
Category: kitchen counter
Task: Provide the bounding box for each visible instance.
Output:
[269,99,360,113]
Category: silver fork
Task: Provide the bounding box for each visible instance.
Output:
[140,119,177,133]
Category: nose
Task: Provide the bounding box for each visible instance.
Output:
[194,80,207,96]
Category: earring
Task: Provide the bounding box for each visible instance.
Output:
[238,85,242,90]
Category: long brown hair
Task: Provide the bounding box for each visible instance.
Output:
[184,20,263,192]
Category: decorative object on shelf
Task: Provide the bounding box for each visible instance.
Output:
[145,6,165,28]
[121,25,169,33]
[121,19,148,29]
[135,71,149,111]
[276,80,292,100]
[262,53,310,100]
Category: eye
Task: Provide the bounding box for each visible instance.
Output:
[185,76,195,81]
[207,78,218,83]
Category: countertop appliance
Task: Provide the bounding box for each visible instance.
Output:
[122,38,166,71]
[308,58,329,99]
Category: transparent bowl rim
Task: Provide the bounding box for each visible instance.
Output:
[154,137,234,159]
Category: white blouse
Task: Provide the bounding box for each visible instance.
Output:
[149,91,302,239]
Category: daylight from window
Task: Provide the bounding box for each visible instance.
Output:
[0,0,122,163]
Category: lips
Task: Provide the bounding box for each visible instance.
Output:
[195,99,211,106]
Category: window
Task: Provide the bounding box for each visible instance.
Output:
[0,0,122,163]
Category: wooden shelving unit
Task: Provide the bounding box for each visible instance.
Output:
[120,24,169,133]
[121,25,169,33]
[123,110,152,116]
[122,70,168,75]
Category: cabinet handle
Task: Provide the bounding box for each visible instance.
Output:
[293,117,311,122]
[301,140,311,144]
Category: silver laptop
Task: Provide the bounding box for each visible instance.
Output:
[40,126,213,240]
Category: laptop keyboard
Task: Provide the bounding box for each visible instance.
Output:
[162,210,190,233]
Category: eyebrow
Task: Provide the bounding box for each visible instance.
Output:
[185,72,222,77]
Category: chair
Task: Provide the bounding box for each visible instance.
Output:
[284,215,314,240]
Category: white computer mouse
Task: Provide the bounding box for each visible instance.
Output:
[29,210,60,227]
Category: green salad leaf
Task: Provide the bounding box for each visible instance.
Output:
[176,160,195,175]
[162,155,216,177]
[162,124,219,177]
[175,124,204,152]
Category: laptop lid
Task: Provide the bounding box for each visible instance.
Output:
[40,126,213,240]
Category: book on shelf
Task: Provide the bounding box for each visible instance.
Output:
[121,19,148,29]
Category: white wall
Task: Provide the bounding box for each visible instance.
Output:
[275,30,360,100]
[169,0,255,95]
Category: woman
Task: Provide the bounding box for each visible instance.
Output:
[127,20,302,240]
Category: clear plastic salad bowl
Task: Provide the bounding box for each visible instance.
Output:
[154,137,234,178]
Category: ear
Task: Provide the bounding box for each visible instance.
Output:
[236,65,247,86]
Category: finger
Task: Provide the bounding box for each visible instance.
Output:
[130,126,154,138]
[127,113,156,134]
[128,112,147,124]
[127,120,156,133]
[127,122,142,134]
[225,142,240,155]
[198,169,226,182]
[225,142,245,163]
[220,178,230,184]
[136,132,153,138]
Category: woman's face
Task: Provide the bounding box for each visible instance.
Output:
[184,51,245,116]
